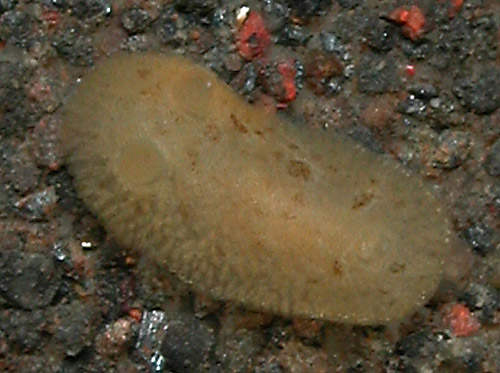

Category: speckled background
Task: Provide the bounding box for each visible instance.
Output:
[0,0,499,372]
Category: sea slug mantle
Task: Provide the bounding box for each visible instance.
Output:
[61,53,455,325]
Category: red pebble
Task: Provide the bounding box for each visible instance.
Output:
[389,7,410,24]
[449,0,464,18]
[405,64,416,77]
[444,303,481,337]
[404,6,426,40]
[128,308,142,323]
[42,10,60,28]
[49,162,61,171]
[389,6,426,40]
[236,12,271,60]
[277,60,297,103]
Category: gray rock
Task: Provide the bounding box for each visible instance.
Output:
[0,251,60,309]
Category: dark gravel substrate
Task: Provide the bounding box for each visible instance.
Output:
[0,0,499,372]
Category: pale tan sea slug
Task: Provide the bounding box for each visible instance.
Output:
[61,53,456,324]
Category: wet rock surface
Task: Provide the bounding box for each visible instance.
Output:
[52,300,100,357]
[0,0,498,371]
[160,315,215,372]
[454,67,500,114]
[0,309,46,352]
[0,251,59,309]
[484,137,500,177]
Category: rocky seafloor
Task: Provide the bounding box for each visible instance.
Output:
[0,0,499,372]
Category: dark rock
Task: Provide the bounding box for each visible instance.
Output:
[431,19,471,69]
[47,167,84,214]
[53,25,94,66]
[463,222,497,256]
[216,329,261,372]
[320,32,345,55]
[278,24,309,46]
[462,354,481,373]
[461,283,500,322]
[0,189,10,218]
[470,15,500,61]
[53,300,100,357]
[121,6,151,34]
[66,0,112,20]
[429,47,451,71]
[286,0,331,18]
[357,53,400,94]
[322,76,342,95]
[328,13,356,43]
[453,68,500,114]
[401,39,432,60]
[364,17,397,52]
[319,32,352,81]
[0,329,7,356]
[347,362,365,373]
[161,315,215,372]
[95,266,134,320]
[0,142,40,194]
[337,0,362,9]
[395,330,436,358]
[484,138,500,177]
[211,6,228,27]
[174,0,218,16]
[154,7,180,46]
[0,10,33,48]
[0,309,46,351]
[490,182,500,216]
[230,63,257,96]
[254,355,284,373]
[408,84,439,100]
[426,93,462,129]
[397,96,427,117]
[347,124,383,154]
[0,251,60,309]
[0,0,17,13]
[262,0,289,32]
[386,357,418,373]
[433,15,498,67]
[15,354,62,373]
[0,61,30,137]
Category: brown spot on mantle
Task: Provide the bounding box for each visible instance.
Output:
[287,159,311,181]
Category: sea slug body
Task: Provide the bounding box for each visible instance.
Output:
[61,53,455,324]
